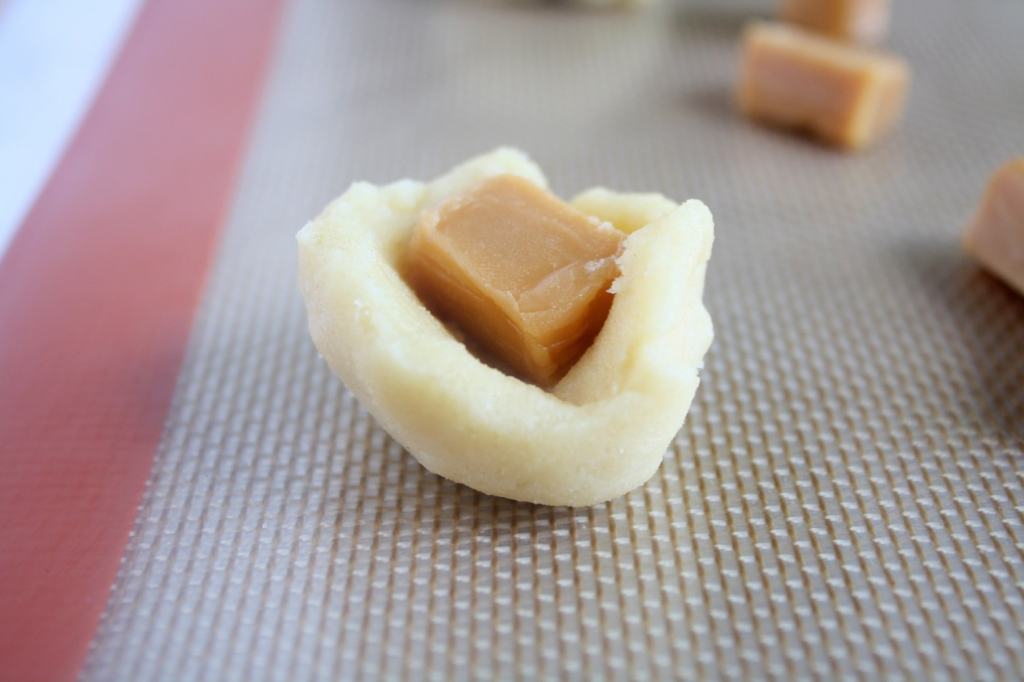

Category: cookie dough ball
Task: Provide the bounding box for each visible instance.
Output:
[297,148,714,506]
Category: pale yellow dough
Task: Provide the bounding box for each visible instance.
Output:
[297,148,714,506]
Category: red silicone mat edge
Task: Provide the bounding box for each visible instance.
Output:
[0,0,285,679]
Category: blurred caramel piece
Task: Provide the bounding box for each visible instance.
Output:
[405,174,624,387]
[963,159,1024,296]
[737,22,909,150]
[781,0,890,44]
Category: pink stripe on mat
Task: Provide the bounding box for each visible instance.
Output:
[0,0,285,679]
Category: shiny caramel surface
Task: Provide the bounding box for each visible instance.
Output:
[737,22,909,149]
[405,174,624,386]
[964,159,1024,296]
[782,0,890,44]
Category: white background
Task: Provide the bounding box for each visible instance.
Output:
[0,0,142,259]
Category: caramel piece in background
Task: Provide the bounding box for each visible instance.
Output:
[963,159,1024,296]
[405,174,624,387]
[782,0,890,44]
[737,21,909,150]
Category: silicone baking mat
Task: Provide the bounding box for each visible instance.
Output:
[82,0,1023,678]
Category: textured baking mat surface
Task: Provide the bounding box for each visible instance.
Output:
[84,0,1024,679]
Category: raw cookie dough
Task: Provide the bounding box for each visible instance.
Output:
[297,148,714,506]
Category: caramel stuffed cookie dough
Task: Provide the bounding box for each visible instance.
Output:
[297,149,714,506]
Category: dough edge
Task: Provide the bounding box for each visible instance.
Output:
[297,147,714,506]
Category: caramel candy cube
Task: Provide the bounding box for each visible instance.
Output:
[963,159,1024,296]
[781,0,890,44]
[405,174,624,387]
[737,22,909,150]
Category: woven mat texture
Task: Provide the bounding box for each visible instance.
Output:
[84,0,1024,679]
